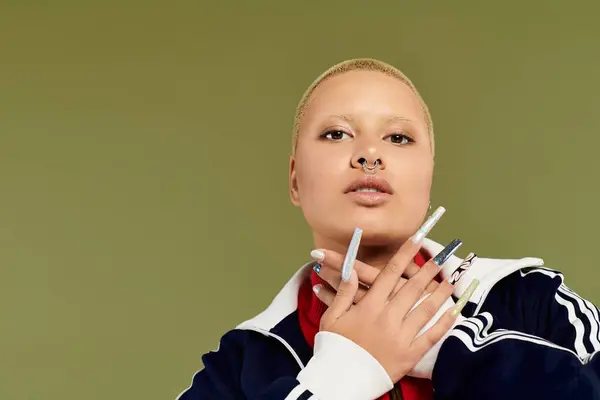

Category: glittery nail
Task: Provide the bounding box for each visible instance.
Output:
[313,264,321,273]
[342,228,363,281]
[433,238,463,266]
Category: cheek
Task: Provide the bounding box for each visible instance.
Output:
[392,157,434,202]
[296,157,339,201]
[294,148,347,220]
[409,165,433,194]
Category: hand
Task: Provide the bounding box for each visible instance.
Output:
[311,249,439,304]
[316,235,472,383]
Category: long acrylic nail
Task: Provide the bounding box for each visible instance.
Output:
[451,279,480,317]
[411,206,446,244]
[448,252,477,284]
[433,238,463,266]
[342,227,363,281]
[310,249,325,262]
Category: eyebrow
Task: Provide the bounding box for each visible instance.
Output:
[329,114,354,122]
[386,116,414,124]
[327,114,415,124]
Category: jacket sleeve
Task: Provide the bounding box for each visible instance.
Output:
[176,330,393,400]
[175,330,312,400]
[432,266,600,400]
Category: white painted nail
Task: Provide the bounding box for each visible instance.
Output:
[313,284,322,294]
[310,249,325,261]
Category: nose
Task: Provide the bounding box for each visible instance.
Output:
[351,152,385,171]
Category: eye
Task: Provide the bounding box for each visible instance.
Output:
[385,133,414,145]
[320,130,352,141]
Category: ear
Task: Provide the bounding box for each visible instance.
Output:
[289,155,301,206]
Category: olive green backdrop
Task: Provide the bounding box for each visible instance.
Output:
[2,2,600,399]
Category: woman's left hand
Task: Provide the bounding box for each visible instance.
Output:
[311,249,439,305]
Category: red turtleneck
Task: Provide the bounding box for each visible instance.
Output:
[297,251,435,400]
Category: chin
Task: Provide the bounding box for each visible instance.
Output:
[356,226,408,246]
[333,217,410,247]
[305,205,422,248]
[343,205,425,245]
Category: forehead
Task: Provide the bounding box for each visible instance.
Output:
[304,70,425,121]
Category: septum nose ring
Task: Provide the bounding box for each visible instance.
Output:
[360,158,381,175]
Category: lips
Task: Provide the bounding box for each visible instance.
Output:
[344,176,393,207]
[344,176,393,194]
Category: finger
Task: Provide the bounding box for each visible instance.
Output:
[389,276,408,297]
[388,261,441,318]
[312,284,336,307]
[410,279,480,357]
[392,272,438,298]
[313,252,431,297]
[368,207,446,303]
[314,251,429,293]
[353,286,369,303]
[402,262,440,295]
[322,227,362,324]
[315,264,370,302]
[389,239,462,315]
[321,269,359,325]
[316,262,426,305]
[314,264,343,293]
[394,262,439,294]
[424,281,439,296]
[314,281,369,305]
[410,307,458,358]
[402,280,455,339]
[312,249,380,286]
[389,276,438,298]
[365,239,420,303]
[402,262,422,279]
[317,261,423,304]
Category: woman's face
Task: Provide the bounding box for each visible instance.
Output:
[290,70,434,246]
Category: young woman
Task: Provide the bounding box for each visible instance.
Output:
[176,59,600,399]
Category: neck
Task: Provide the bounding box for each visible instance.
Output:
[313,231,403,270]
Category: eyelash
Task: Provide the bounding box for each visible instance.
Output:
[385,133,415,145]
[319,130,352,141]
[319,130,415,145]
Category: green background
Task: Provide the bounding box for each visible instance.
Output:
[2,2,600,399]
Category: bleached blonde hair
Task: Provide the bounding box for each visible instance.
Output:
[291,58,434,156]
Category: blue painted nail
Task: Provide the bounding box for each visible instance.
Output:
[433,238,463,266]
[313,264,321,273]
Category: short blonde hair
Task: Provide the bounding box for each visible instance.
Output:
[291,58,434,155]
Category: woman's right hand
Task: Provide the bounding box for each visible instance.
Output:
[318,235,472,384]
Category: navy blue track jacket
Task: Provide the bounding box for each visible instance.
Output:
[177,238,600,399]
